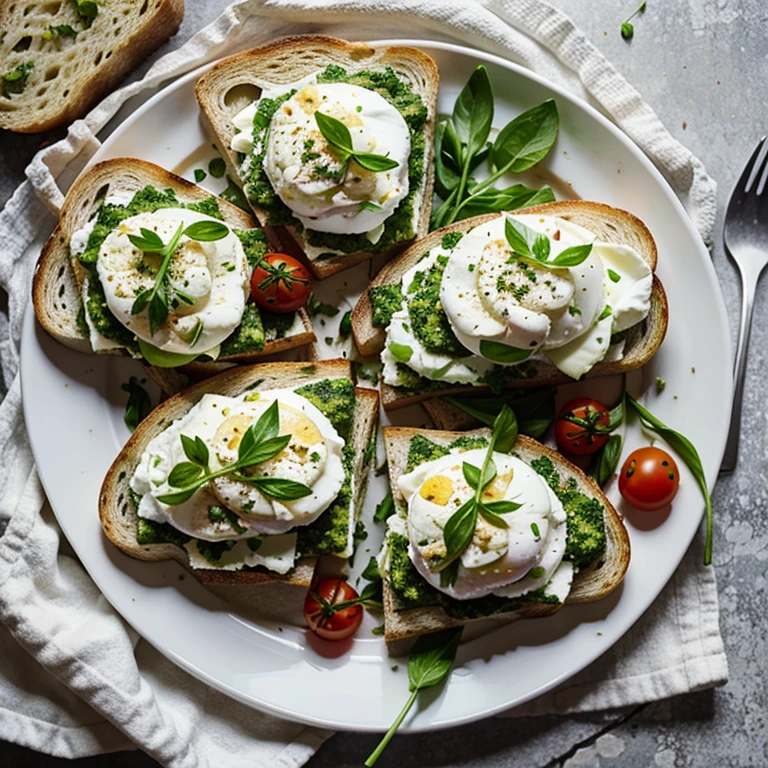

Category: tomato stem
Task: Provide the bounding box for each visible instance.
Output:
[364,689,418,766]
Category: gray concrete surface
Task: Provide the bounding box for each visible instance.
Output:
[1,1,765,766]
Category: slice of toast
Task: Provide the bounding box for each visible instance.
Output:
[99,359,379,587]
[380,426,630,643]
[32,158,315,389]
[0,0,183,133]
[351,201,669,411]
[195,35,439,280]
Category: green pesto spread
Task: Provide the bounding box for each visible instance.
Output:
[530,455,607,570]
[294,377,356,440]
[75,186,294,359]
[406,254,469,357]
[241,64,428,253]
[385,435,605,619]
[133,377,359,567]
[369,284,403,329]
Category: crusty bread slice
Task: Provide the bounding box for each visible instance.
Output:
[99,359,379,587]
[195,35,439,280]
[32,158,315,387]
[0,0,183,133]
[380,426,630,642]
[351,201,669,411]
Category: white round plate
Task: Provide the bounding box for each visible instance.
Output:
[21,41,731,731]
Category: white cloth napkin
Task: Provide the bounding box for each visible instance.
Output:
[0,0,727,764]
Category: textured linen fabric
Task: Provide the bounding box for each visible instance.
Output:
[0,0,727,764]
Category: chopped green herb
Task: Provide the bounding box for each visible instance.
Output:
[208,157,226,178]
[655,377,666,393]
[608,269,621,283]
[194,168,207,183]
[2,61,34,98]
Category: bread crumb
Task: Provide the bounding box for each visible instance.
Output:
[682,121,687,130]
[691,366,696,373]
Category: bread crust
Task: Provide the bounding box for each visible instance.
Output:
[99,359,379,588]
[380,426,630,642]
[32,157,315,390]
[195,35,439,279]
[351,201,669,411]
[0,0,184,133]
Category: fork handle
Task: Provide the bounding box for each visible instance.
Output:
[720,271,758,472]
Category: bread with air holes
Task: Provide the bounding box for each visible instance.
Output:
[99,359,379,587]
[195,35,438,280]
[32,157,315,395]
[380,426,630,643]
[351,201,668,412]
[0,0,183,133]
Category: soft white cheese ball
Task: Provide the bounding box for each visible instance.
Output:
[398,449,567,600]
[96,208,249,355]
[263,82,410,235]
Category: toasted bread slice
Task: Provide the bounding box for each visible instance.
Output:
[351,201,669,411]
[0,0,183,133]
[32,158,315,389]
[380,426,630,643]
[195,35,438,280]
[99,359,379,587]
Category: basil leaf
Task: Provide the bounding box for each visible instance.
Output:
[434,121,461,195]
[353,152,399,172]
[606,390,626,431]
[239,434,291,467]
[492,404,519,454]
[249,476,313,500]
[373,493,395,524]
[439,558,461,589]
[130,289,151,316]
[183,221,229,241]
[442,497,477,562]
[483,499,522,514]
[388,342,413,363]
[168,462,203,488]
[408,626,463,690]
[491,99,559,173]
[156,486,198,506]
[460,184,554,219]
[339,310,352,339]
[479,340,532,364]
[364,628,463,767]
[121,377,152,432]
[452,65,493,159]
[238,400,280,461]
[148,292,168,336]
[462,462,482,490]
[127,233,163,252]
[315,111,353,154]
[478,504,510,529]
[362,556,382,582]
[626,394,714,563]
[137,339,199,368]
[532,233,551,262]
[504,216,533,256]
[181,434,209,467]
[480,460,497,489]
[588,433,623,488]
[551,243,593,267]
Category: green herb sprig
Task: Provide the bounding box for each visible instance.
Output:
[431,66,558,229]
[504,216,593,269]
[365,627,463,766]
[625,393,714,564]
[42,25,78,42]
[314,111,399,180]
[129,220,229,336]
[156,400,312,506]
[434,406,521,583]
[621,1,647,39]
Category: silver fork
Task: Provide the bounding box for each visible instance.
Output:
[720,136,768,472]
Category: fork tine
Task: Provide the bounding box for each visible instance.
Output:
[745,135,768,194]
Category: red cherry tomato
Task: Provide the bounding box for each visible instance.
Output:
[250,253,311,313]
[619,447,680,511]
[303,578,363,641]
[555,397,611,456]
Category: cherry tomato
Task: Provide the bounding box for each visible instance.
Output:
[555,397,611,456]
[250,253,311,313]
[619,447,680,511]
[303,578,363,641]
